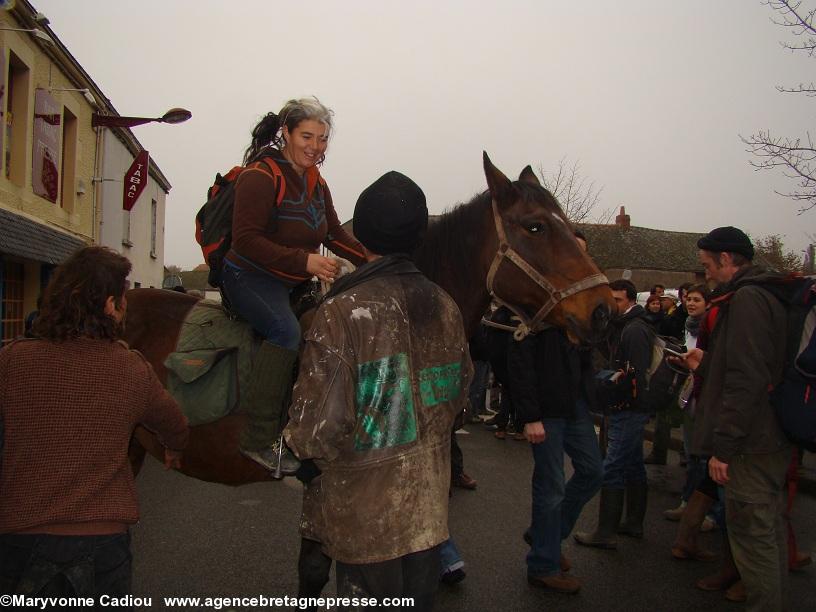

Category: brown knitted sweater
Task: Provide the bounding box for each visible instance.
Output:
[0,337,189,534]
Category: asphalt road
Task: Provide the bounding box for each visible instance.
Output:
[132,424,816,611]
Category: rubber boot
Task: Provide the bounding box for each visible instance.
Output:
[696,531,740,591]
[618,482,648,538]
[671,490,717,560]
[574,488,624,549]
[239,341,300,474]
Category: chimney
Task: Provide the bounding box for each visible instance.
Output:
[615,205,630,229]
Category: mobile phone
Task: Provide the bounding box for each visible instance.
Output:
[663,347,685,358]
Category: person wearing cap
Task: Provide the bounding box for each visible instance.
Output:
[679,226,791,611]
[284,172,472,609]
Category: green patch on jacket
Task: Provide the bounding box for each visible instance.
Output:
[419,362,463,407]
[355,353,416,450]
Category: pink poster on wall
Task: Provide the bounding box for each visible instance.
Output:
[32,88,61,203]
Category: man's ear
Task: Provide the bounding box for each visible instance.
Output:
[104,295,116,317]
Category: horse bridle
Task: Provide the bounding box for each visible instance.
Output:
[484,199,609,340]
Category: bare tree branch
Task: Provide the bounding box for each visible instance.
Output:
[742,130,816,213]
[745,1,816,213]
[538,158,606,224]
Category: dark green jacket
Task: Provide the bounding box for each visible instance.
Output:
[692,266,790,461]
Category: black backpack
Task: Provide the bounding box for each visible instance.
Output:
[761,277,816,451]
[194,157,285,288]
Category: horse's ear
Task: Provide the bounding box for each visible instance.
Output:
[483,152,516,206]
[519,165,541,187]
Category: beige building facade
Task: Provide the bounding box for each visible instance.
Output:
[0,2,172,344]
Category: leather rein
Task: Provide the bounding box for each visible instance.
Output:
[483,199,608,341]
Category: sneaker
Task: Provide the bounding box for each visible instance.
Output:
[440,568,466,585]
[527,573,581,594]
[663,501,687,522]
[494,429,507,440]
[241,442,300,476]
[512,431,527,441]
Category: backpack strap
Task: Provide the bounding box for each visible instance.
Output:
[245,157,287,206]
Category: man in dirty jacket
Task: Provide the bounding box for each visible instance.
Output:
[285,171,473,611]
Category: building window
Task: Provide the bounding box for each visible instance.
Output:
[1,259,24,345]
[122,210,132,246]
[150,199,157,257]
[60,106,77,211]
[5,51,30,186]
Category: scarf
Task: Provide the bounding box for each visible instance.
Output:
[684,312,702,339]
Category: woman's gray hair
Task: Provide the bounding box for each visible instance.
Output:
[279,96,334,138]
[243,96,334,164]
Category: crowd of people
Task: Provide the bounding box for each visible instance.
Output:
[0,96,810,612]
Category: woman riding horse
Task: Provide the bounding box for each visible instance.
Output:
[222,97,366,472]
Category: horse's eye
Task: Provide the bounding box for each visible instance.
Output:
[526,222,544,234]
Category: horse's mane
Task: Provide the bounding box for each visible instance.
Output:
[413,190,492,289]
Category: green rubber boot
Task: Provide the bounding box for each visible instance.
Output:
[239,341,300,474]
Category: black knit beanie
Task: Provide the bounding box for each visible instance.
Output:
[353,171,428,255]
[697,226,754,261]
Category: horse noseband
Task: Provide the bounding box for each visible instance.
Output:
[485,199,608,340]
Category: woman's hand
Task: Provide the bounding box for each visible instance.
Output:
[307,254,340,283]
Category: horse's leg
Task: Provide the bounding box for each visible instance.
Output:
[133,416,271,486]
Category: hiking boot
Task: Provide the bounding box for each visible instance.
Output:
[241,440,300,477]
[671,490,716,561]
[452,472,478,490]
[527,573,581,594]
[663,500,687,522]
[617,482,648,538]
[574,488,624,549]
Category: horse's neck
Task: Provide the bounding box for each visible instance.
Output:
[414,203,495,339]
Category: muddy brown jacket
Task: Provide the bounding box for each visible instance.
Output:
[691,266,790,461]
[284,255,473,564]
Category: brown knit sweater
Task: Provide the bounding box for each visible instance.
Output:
[225,148,365,285]
[0,337,189,534]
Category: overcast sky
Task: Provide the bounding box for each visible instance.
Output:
[35,0,816,269]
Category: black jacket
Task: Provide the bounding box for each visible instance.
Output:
[610,304,655,413]
[507,326,584,423]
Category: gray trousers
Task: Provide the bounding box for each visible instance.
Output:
[725,447,792,612]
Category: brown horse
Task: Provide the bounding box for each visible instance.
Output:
[124,153,613,485]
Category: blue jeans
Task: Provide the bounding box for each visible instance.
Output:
[221,260,301,350]
[527,400,603,577]
[603,411,650,489]
[439,538,464,574]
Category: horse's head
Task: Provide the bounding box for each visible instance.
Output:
[483,152,614,344]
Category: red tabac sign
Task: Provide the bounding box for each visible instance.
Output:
[123,149,149,211]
